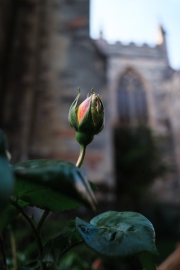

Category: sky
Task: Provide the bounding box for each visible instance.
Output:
[90,0,180,70]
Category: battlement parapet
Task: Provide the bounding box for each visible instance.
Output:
[94,38,167,60]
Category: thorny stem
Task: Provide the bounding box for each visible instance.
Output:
[76,145,86,168]
[37,210,49,233]
[0,233,8,270]
[10,199,46,270]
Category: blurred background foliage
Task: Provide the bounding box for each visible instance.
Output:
[114,125,170,209]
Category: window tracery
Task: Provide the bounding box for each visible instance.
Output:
[117,69,148,124]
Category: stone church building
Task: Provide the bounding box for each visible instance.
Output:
[0,0,180,205]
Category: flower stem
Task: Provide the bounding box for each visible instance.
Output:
[76,145,86,168]
[10,199,46,270]
[37,210,49,233]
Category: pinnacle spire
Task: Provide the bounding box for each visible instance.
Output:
[156,24,166,45]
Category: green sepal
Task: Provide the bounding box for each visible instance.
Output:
[91,95,105,134]
[68,88,80,131]
[76,132,94,146]
[93,98,105,134]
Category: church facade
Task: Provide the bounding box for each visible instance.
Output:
[0,0,180,204]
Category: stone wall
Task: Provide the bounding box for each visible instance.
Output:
[0,0,114,186]
[0,0,45,162]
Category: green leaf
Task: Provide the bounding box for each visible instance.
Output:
[0,200,29,231]
[13,160,96,211]
[76,211,158,257]
[42,222,82,266]
[14,180,81,212]
[0,130,14,214]
[139,252,156,270]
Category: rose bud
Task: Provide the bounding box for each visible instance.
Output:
[68,88,104,147]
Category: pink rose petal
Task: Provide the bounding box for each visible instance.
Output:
[77,97,91,123]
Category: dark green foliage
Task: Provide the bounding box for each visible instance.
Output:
[0,128,158,270]
[42,221,82,267]
[76,211,157,268]
[13,159,96,211]
[0,200,28,231]
[0,204,18,231]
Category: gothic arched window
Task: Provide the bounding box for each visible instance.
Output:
[117,69,148,124]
